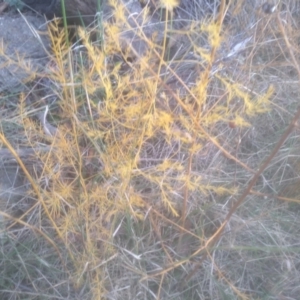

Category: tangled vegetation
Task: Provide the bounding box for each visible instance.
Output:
[1,0,300,299]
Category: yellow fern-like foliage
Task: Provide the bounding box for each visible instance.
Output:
[17,5,274,296]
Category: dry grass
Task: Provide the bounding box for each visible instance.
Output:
[1,0,300,299]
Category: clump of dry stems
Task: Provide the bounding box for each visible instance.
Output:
[1,0,300,299]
